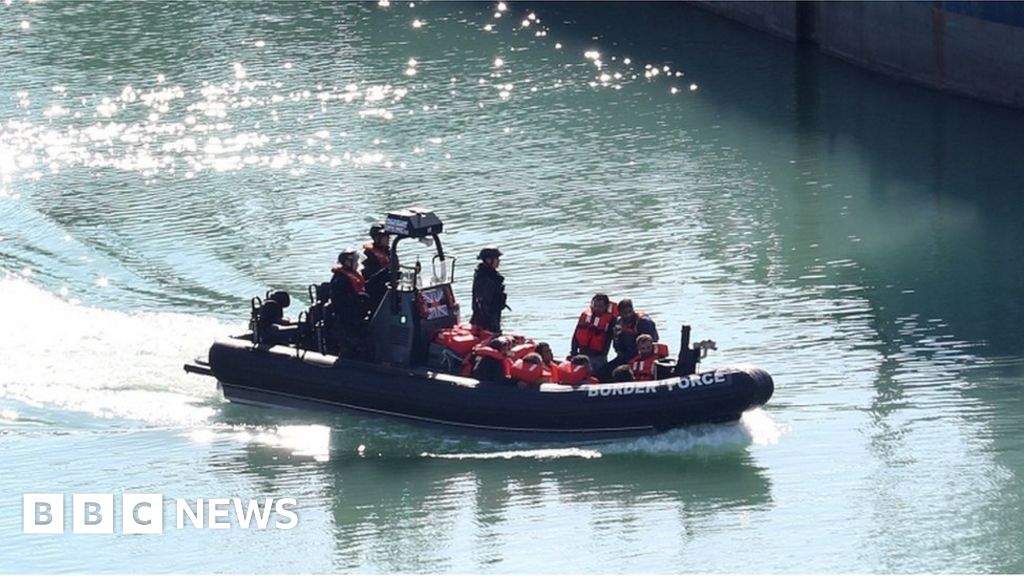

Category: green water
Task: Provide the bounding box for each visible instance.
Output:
[2,2,1023,572]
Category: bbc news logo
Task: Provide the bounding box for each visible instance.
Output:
[23,494,298,534]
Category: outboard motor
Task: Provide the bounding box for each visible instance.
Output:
[266,289,290,310]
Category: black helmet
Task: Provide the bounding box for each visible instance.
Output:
[338,250,358,267]
[369,223,387,239]
[477,246,502,260]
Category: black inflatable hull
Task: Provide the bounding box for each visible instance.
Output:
[207,337,774,440]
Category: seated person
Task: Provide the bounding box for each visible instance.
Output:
[628,334,658,381]
[510,352,545,387]
[265,290,293,324]
[558,354,597,386]
[534,342,560,382]
[611,365,635,382]
[253,298,288,345]
[330,250,370,359]
[599,298,659,380]
[471,337,512,382]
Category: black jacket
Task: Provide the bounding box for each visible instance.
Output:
[612,314,659,360]
[329,267,369,327]
[361,245,390,282]
[470,264,507,333]
[472,354,507,382]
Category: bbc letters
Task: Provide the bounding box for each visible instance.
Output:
[23,493,298,534]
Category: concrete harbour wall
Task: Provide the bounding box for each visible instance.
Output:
[693,1,1024,109]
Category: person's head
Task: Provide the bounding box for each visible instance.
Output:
[522,352,542,366]
[477,246,502,269]
[611,365,635,382]
[570,354,592,374]
[369,223,390,248]
[591,293,610,315]
[534,342,554,364]
[338,250,358,270]
[487,336,510,353]
[617,298,635,322]
[636,334,655,357]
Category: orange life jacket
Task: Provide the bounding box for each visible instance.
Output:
[433,326,482,357]
[508,342,536,360]
[542,362,560,383]
[510,358,543,385]
[573,306,615,355]
[629,354,658,381]
[362,241,390,271]
[654,342,669,358]
[558,361,597,385]
[461,345,511,378]
[629,344,669,381]
[331,265,366,294]
[469,324,496,343]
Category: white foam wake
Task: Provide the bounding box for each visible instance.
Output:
[0,276,234,427]
[420,410,784,460]
[599,408,784,456]
[422,447,604,460]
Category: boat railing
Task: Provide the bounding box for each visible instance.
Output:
[395,254,457,292]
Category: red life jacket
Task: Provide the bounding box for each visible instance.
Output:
[629,354,658,381]
[461,345,511,378]
[469,324,496,343]
[573,306,615,355]
[542,362,560,383]
[654,342,669,358]
[508,342,536,361]
[510,359,543,385]
[558,361,597,385]
[331,265,366,294]
[362,241,390,271]
[433,326,482,357]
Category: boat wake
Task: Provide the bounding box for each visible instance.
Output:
[600,408,782,455]
[420,409,784,461]
[0,275,230,427]
[422,447,605,460]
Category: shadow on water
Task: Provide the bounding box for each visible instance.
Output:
[217,435,773,572]
[206,392,776,571]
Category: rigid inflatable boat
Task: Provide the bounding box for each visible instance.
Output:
[185,208,774,439]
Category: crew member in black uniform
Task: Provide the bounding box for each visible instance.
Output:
[470,246,508,334]
[361,223,391,314]
[330,249,370,358]
[361,223,391,281]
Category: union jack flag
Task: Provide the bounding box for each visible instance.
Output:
[420,287,451,320]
